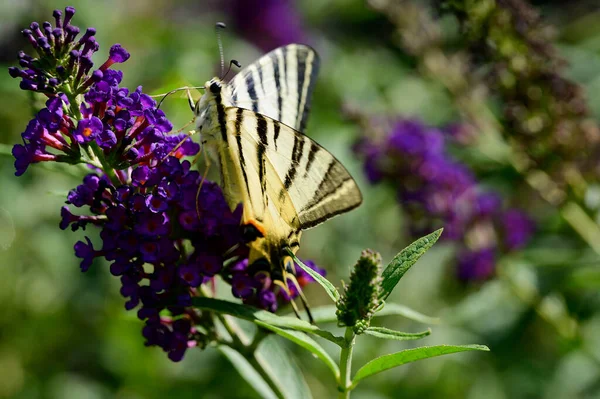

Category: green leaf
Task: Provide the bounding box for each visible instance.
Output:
[287,250,340,303]
[380,229,443,301]
[364,326,431,340]
[255,320,340,381]
[192,297,345,346]
[375,303,440,324]
[352,344,490,386]
[302,303,439,325]
[257,335,314,399]
[218,346,279,399]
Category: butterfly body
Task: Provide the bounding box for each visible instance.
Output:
[194,44,362,295]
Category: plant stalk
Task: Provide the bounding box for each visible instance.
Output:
[338,327,356,399]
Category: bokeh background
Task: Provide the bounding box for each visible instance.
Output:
[2,0,600,398]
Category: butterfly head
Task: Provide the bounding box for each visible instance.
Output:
[194,78,227,132]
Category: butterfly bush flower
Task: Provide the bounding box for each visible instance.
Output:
[354,117,535,280]
[10,7,323,362]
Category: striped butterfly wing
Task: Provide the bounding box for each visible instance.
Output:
[226,44,319,133]
[223,108,362,231]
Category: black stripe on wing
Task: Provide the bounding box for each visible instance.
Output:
[256,114,269,197]
[298,52,319,132]
[270,50,283,122]
[303,142,320,178]
[234,108,251,197]
[273,120,281,151]
[282,134,304,191]
[296,54,306,130]
[245,72,259,113]
[215,92,228,142]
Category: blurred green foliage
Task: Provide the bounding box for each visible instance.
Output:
[3,0,600,398]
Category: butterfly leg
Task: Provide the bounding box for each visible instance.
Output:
[195,142,211,218]
[286,273,314,324]
[273,279,302,319]
[159,121,197,164]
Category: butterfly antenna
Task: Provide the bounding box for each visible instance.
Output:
[215,22,227,78]
[223,59,242,80]
[153,86,205,109]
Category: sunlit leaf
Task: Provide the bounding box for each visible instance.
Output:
[257,335,314,399]
[301,303,439,325]
[218,346,279,399]
[364,326,431,340]
[255,320,340,381]
[380,229,443,301]
[192,297,345,346]
[287,250,340,303]
[352,344,490,386]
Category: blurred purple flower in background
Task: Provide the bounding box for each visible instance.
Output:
[227,0,307,51]
[355,118,535,281]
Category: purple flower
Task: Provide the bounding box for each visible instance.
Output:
[74,116,103,143]
[107,44,130,64]
[7,7,111,94]
[457,248,496,281]
[74,236,97,271]
[146,193,168,213]
[228,0,307,51]
[502,209,535,250]
[231,274,257,298]
[258,290,278,313]
[196,254,223,277]
[179,264,203,287]
[134,212,170,236]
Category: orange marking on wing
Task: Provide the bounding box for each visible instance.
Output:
[246,219,267,237]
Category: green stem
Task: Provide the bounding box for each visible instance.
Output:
[338,327,356,399]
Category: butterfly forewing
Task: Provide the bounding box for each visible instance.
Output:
[227,44,319,132]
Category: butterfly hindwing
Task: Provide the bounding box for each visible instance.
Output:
[227,44,319,132]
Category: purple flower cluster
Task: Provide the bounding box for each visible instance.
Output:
[225,259,325,312]
[63,163,245,361]
[10,7,324,362]
[8,7,129,94]
[355,119,535,280]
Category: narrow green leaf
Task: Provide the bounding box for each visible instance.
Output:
[287,250,340,302]
[364,326,431,341]
[257,335,313,399]
[352,344,490,386]
[255,320,340,381]
[218,346,279,399]
[375,303,440,324]
[380,229,443,301]
[302,303,439,325]
[192,297,345,346]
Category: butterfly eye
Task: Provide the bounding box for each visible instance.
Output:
[209,81,221,94]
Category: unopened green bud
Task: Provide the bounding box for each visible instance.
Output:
[336,249,383,334]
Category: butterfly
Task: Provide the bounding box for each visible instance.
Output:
[193,43,362,318]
